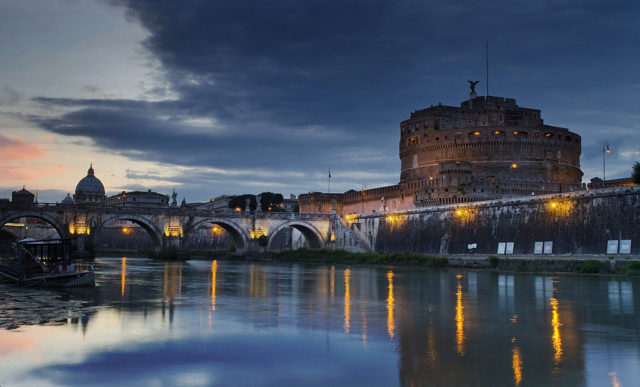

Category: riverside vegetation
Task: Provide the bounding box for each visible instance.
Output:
[97,247,640,276]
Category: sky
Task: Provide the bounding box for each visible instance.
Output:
[1,0,639,203]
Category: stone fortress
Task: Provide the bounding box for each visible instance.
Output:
[300,85,584,214]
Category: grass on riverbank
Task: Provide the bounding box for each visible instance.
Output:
[272,249,448,267]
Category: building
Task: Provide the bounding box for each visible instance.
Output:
[11,186,35,204]
[281,195,298,212]
[588,177,636,189]
[74,164,106,204]
[105,190,169,208]
[300,87,584,215]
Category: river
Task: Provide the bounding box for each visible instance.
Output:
[0,257,638,386]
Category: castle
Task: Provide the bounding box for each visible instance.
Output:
[300,88,583,215]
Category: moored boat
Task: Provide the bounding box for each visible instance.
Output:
[0,238,95,287]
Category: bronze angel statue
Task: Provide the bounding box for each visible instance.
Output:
[468,80,479,93]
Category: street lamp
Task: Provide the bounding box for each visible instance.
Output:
[509,163,518,197]
[603,143,611,182]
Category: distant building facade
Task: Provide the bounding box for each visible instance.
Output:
[105,190,169,208]
[588,177,636,190]
[300,90,584,215]
[11,186,35,204]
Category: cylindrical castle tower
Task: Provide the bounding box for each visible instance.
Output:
[399,96,582,205]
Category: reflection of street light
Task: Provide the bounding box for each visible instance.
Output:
[603,144,611,181]
[509,163,518,197]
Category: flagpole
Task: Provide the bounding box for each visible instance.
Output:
[603,143,610,181]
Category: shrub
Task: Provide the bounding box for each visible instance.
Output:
[272,249,448,267]
[575,259,607,274]
[623,261,640,275]
[488,255,499,268]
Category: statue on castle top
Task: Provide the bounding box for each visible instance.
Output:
[468,80,479,93]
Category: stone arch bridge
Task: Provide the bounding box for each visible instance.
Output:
[0,203,336,254]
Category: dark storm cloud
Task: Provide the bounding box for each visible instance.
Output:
[30,105,393,171]
[28,0,640,196]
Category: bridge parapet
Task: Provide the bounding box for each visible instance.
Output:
[1,201,333,254]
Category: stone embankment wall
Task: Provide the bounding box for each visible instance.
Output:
[351,187,640,255]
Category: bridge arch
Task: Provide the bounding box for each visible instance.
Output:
[184,217,249,254]
[93,214,164,247]
[267,221,325,251]
[0,211,68,239]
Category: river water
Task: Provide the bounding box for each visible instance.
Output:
[0,257,639,386]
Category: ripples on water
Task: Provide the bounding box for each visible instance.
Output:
[0,257,639,386]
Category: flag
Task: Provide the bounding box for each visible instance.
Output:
[328,168,331,179]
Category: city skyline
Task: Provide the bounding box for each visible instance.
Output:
[1,0,639,203]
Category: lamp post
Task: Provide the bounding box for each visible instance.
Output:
[603,143,611,182]
[509,163,518,198]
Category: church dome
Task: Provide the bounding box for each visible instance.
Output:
[74,164,106,203]
[61,193,74,204]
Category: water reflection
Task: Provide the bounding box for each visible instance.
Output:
[386,270,395,339]
[120,257,126,296]
[455,274,464,356]
[211,260,217,311]
[344,268,351,334]
[550,297,563,366]
[608,280,634,314]
[512,341,523,385]
[0,258,639,386]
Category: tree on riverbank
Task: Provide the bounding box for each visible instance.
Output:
[633,162,640,184]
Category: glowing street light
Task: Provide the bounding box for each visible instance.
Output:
[603,143,611,181]
[509,163,518,197]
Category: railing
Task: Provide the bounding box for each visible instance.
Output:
[0,201,330,220]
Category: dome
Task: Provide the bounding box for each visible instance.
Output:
[74,164,106,203]
[61,193,74,204]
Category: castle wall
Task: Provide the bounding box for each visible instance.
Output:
[350,187,640,255]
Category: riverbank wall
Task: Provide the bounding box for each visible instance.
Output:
[347,187,640,256]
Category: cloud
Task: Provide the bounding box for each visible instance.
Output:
[0,164,68,185]
[0,134,45,161]
[18,0,640,197]
[0,84,20,106]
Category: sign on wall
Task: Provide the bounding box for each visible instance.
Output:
[505,242,514,254]
[607,240,619,255]
[534,241,543,255]
[620,240,632,254]
[497,242,506,255]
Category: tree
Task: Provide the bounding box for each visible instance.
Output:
[227,192,285,212]
[633,162,640,184]
[228,194,256,211]
[258,192,284,211]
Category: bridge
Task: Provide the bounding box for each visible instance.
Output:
[0,202,346,254]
